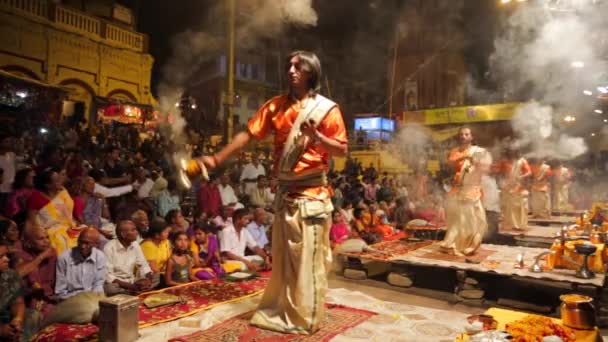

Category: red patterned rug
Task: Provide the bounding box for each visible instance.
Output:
[341,239,434,261]
[419,244,496,264]
[30,275,270,342]
[169,304,377,342]
[139,274,269,327]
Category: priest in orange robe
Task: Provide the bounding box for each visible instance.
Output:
[198,51,347,335]
[499,150,532,230]
[440,127,492,256]
[530,159,552,218]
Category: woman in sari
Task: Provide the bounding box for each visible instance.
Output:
[191,223,240,279]
[26,167,80,255]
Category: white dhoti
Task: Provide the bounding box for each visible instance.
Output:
[553,186,571,212]
[530,190,551,218]
[250,198,332,334]
[502,191,529,230]
[440,194,487,256]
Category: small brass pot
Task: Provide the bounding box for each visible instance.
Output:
[560,294,596,330]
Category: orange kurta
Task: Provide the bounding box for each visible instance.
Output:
[447,146,482,200]
[499,158,532,194]
[247,94,347,200]
[531,163,552,192]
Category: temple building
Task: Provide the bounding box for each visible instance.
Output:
[0,0,155,126]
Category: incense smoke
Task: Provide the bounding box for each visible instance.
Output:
[155,0,318,171]
[393,123,433,168]
[488,0,608,160]
[511,101,587,160]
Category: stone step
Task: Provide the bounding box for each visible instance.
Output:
[462,283,480,291]
[458,289,485,300]
[343,268,367,280]
[387,272,413,288]
[464,277,479,286]
[497,298,553,314]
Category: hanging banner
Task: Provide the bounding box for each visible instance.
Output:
[401,102,521,126]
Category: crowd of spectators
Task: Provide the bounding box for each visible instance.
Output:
[0,120,606,341]
[0,122,273,341]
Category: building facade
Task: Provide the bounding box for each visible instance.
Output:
[184,52,279,138]
[0,0,154,125]
[388,0,467,113]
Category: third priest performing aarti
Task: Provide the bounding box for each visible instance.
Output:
[440,127,492,256]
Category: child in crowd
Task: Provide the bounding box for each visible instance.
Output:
[330,210,351,248]
[165,232,197,286]
[191,223,225,280]
[191,223,241,279]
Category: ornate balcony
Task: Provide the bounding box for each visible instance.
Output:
[0,0,148,52]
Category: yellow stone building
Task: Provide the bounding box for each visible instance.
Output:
[0,0,154,125]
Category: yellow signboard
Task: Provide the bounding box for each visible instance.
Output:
[403,103,521,126]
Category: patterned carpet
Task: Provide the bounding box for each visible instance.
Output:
[419,244,496,264]
[340,239,434,261]
[169,304,377,342]
[139,275,268,327]
[30,275,269,342]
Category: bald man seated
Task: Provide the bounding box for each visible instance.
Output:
[55,228,107,300]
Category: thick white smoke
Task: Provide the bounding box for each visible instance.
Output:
[489,0,608,160]
[511,101,587,160]
[392,123,433,167]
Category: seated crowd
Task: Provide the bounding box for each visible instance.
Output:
[0,128,274,341]
[327,160,447,248]
[0,126,447,341]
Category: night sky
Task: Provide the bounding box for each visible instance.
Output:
[124,0,498,107]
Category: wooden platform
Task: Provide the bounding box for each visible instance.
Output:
[341,241,604,287]
[499,225,560,248]
[552,209,586,216]
[527,215,576,226]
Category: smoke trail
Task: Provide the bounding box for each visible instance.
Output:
[487,0,608,160]
[511,101,587,160]
[155,0,318,176]
[392,123,433,167]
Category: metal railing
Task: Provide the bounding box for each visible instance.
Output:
[105,23,144,51]
[0,0,147,52]
[0,0,47,18]
[54,5,100,35]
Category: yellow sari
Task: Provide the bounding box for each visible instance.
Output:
[35,189,80,255]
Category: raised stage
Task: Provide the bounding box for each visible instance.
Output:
[343,240,603,287]
[528,215,577,226]
[339,238,608,327]
[499,224,560,248]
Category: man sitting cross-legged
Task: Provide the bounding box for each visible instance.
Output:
[219,208,270,272]
[103,220,158,296]
[55,228,106,299]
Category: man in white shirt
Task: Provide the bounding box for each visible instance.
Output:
[218,174,244,209]
[133,168,154,199]
[481,174,500,243]
[219,209,270,271]
[240,155,266,195]
[90,168,134,198]
[249,175,275,209]
[246,207,270,250]
[103,220,157,295]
